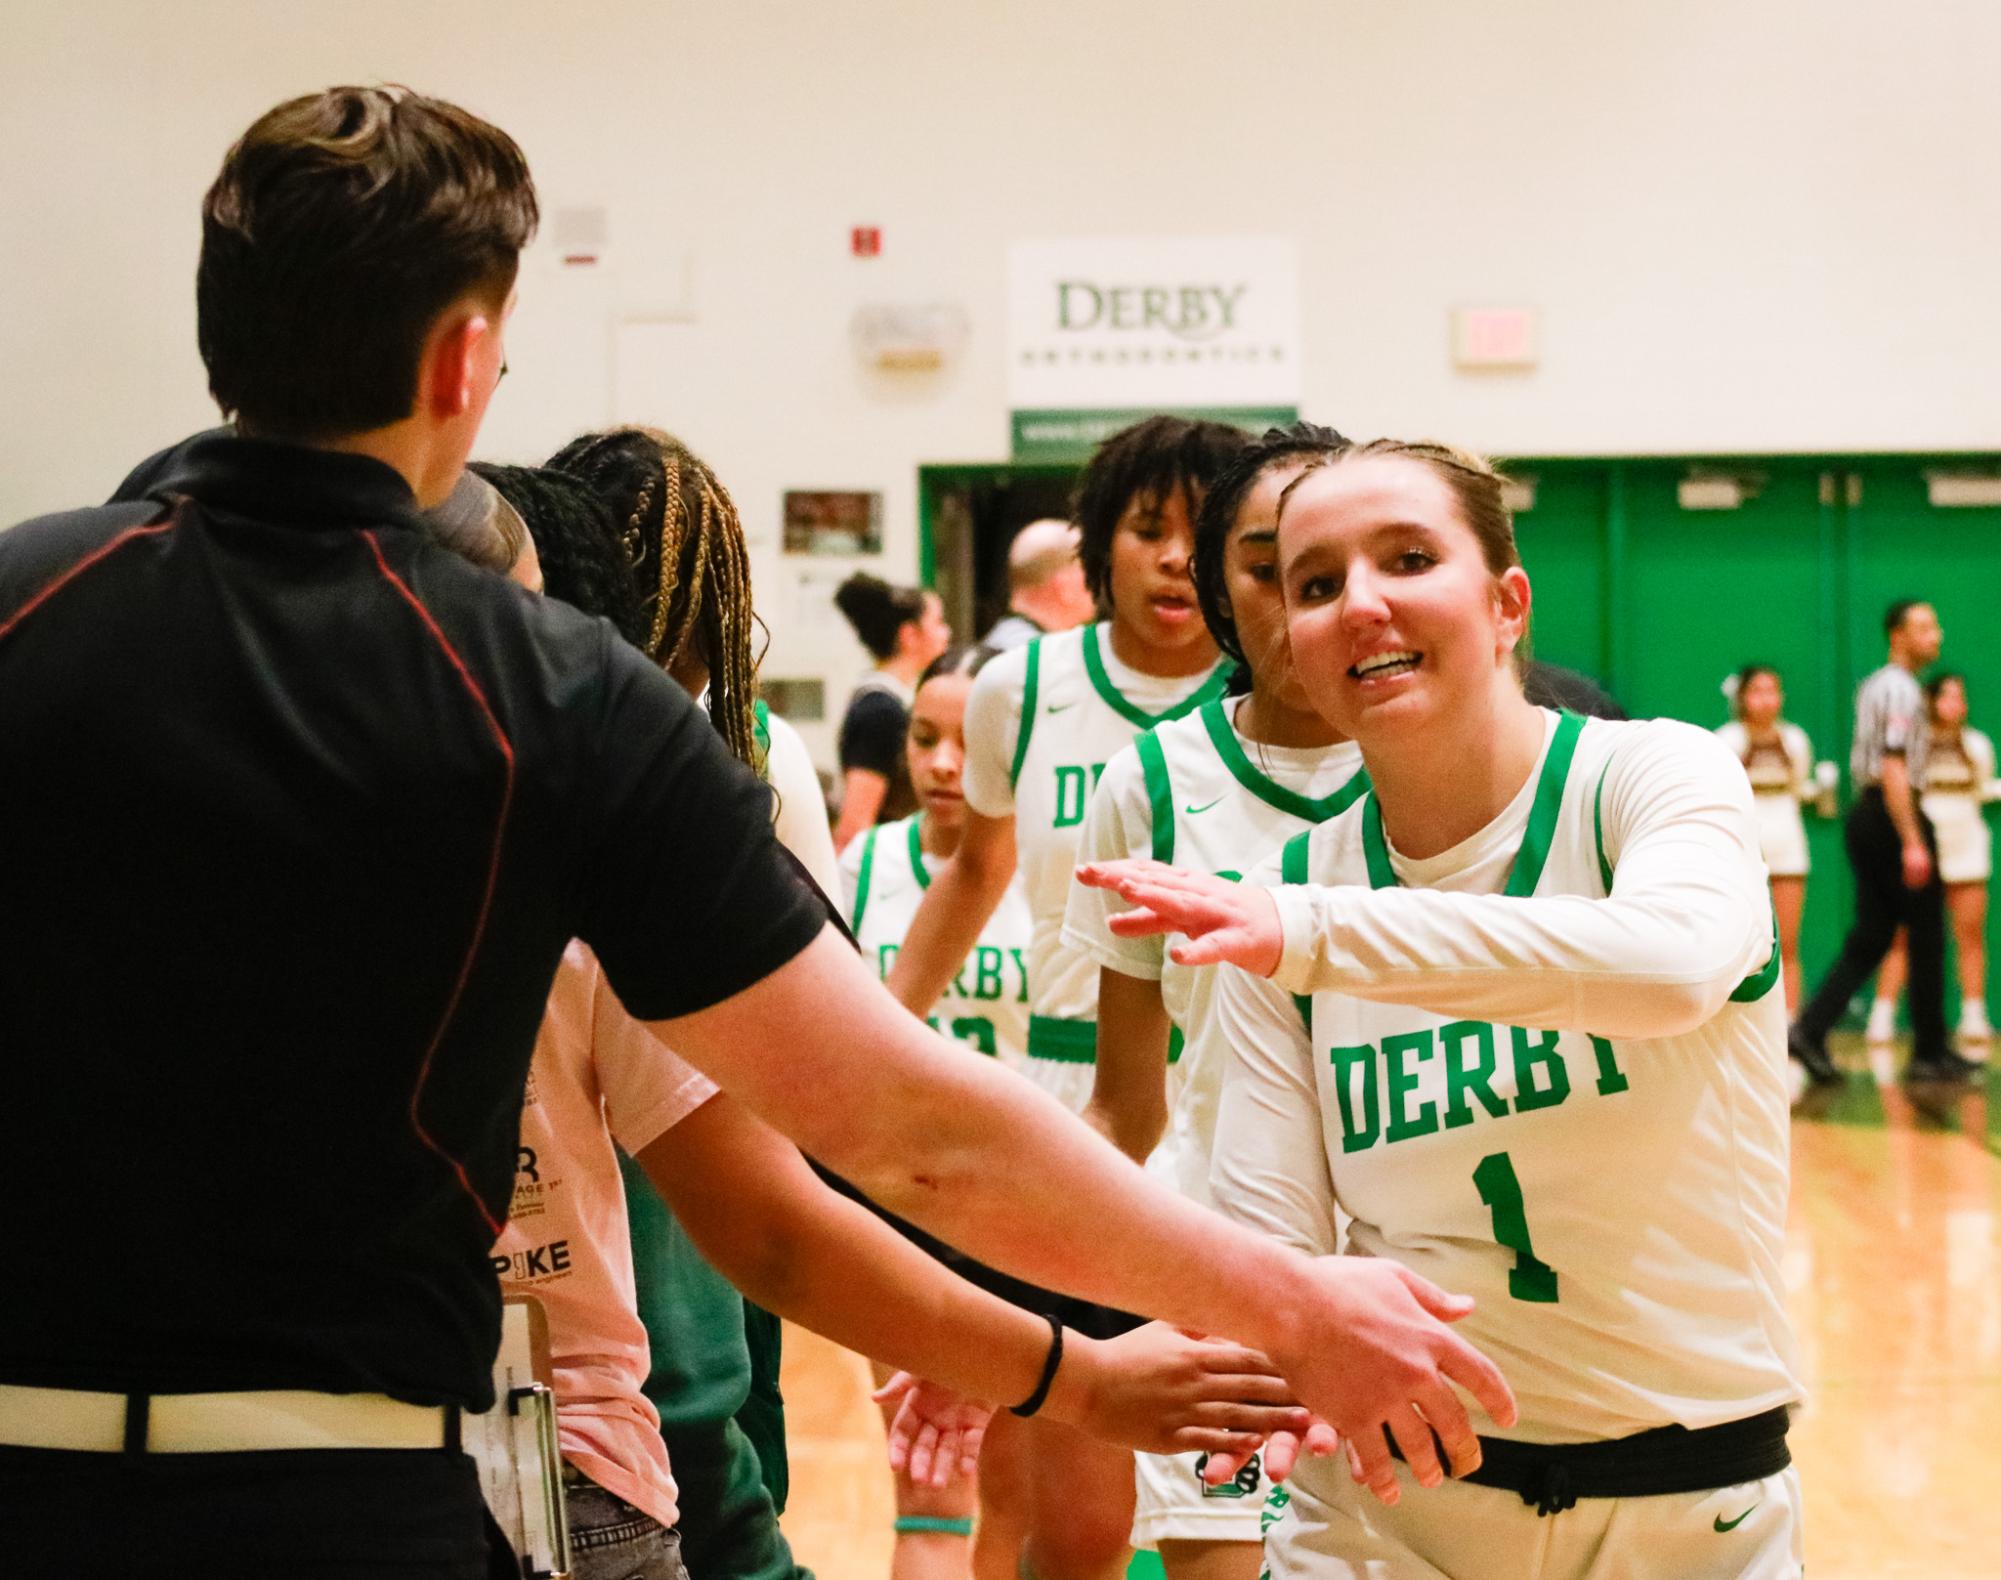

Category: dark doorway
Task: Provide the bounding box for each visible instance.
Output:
[920,464,1079,645]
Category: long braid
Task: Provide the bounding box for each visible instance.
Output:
[548,425,763,771]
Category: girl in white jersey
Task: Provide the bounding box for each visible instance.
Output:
[844,646,1033,1067]
[1869,671,1997,1055]
[1082,439,1806,1580]
[1062,423,1363,1580]
[1714,664,1817,1015]
[887,415,1249,1580]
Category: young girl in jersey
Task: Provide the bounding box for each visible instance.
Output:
[1715,665,1817,1014]
[1868,671,1996,1057]
[834,572,955,850]
[1082,439,1805,1580]
[841,642,1035,1580]
[1061,423,1363,1580]
[887,414,1249,1580]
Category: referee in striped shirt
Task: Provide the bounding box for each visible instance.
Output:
[1791,599,1969,1084]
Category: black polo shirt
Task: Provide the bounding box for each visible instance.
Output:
[0,433,825,1409]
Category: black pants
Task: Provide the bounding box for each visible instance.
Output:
[0,1443,495,1578]
[1796,788,1949,1060]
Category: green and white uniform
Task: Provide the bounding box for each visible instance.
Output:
[962,622,1229,1111]
[841,813,1033,1066]
[1063,695,1364,1550]
[1207,711,1805,1579]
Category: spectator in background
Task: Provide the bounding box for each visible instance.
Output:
[833,573,952,850]
[1791,599,1965,1087]
[983,518,1096,650]
[1867,671,1996,1061]
[1716,665,1817,1015]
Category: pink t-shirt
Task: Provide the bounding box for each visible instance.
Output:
[492,939,718,1529]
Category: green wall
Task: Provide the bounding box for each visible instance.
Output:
[1514,454,2001,1019]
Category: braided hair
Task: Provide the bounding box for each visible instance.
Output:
[547,426,763,771]
[1191,421,1350,676]
[467,462,633,631]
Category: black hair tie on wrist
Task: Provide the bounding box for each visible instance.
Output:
[1009,1314,1065,1418]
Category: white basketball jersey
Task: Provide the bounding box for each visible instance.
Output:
[962,623,1230,1110]
[1210,711,1804,1448]
[1063,697,1365,1203]
[839,814,1032,1067]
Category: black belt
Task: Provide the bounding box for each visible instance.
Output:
[1400,1406,1791,1516]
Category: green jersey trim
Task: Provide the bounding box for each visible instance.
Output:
[1136,729,1176,863]
[906,815,932,890]
[850,824,880,933]
[1281,829,1315,1030]
[1080,623,1231,731]
[752,697,772,774]
[1197,700,1372,823]
[1359,711,1585,898]
[1027,1014,1098,1064]
[1009,637,1042,790]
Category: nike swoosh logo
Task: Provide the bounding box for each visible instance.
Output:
[1713,1504,1759,1533]
[1046,702,1076,715]
[1185,796,1224,816]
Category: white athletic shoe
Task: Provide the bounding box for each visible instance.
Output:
[1959,1002,1991,1063]
[1865,998,1897,1045]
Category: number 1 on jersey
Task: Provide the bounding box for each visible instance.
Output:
[1473,1151,1558,1303]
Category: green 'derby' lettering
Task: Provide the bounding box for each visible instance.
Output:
[1052,761,1108,828]
[1328,1022,1629,1155]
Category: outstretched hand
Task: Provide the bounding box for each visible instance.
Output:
[1265,1257,1516,1506]
[871,1373,993,1489]
[1075,860,1285,975]
[1053,1321,1316,1458]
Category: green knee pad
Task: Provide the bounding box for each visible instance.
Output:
[895,1515,975,1538]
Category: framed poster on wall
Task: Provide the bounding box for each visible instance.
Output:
[782,490,883,556]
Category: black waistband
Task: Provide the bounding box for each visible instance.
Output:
[1410,1407,1790,1516]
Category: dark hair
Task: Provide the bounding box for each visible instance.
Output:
[1925,671,1966,709]
[918,643,1001,689]
[1192,422,1350,674]
[835,573,929,661]
[1884,598,1926,637]
[1732,664,1780,720]
[198,86,538,438]
[468,462,635,635]
[546,428,762,770]
[1072,415,1252,607]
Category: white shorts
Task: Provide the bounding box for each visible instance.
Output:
[1924,793,1993,885]
[1260,1462,1802,1580]
[1752,796,1808,879]
[1132,1448,1267,1550]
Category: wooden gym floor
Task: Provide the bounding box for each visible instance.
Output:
[778,1036,2001,1580]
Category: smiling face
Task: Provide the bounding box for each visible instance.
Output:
[1224,461,1317,712]
[1107,487,1212,658]
[1275,455,1530,742]
[907,670,973,831]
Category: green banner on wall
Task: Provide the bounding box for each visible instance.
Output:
[1010,406,1298,463]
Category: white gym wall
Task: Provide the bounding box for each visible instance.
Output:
[4,0,1996,756]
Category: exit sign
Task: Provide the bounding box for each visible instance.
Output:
[1452,306,1538,370]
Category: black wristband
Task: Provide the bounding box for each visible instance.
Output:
[1009,1314,1065,1418]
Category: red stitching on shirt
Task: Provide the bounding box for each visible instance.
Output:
[0,512,178,644]
[362,528,517,1239]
